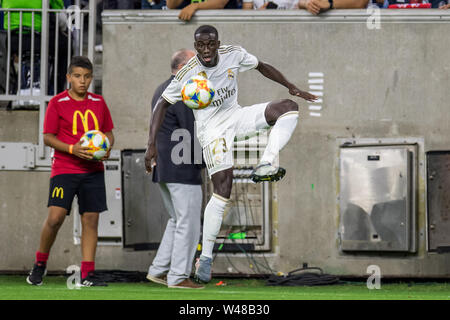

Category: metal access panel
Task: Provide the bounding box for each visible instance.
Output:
[426,151,450,253]
[339,144,417,252]
[208,177,271,252]
[122,149,168,250]
[0,142,35,170]
[73,150,123,245]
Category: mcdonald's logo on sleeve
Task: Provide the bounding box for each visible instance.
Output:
[52,187,64,199]
[72,110,99,135]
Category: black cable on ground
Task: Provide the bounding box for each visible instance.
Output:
[266,267,341,286]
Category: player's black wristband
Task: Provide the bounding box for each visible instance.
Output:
[328,0,334,8]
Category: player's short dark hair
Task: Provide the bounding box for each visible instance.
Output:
[194,25,219,40]
[68,56,93,74]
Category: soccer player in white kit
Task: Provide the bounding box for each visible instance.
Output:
[145,25,317,284]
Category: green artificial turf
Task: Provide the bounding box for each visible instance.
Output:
[0,275,449,300]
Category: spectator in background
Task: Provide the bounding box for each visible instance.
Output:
[0,5,3,32]
[242,0,298,9]
[142,0,167,9]
[167,0,239,21]
[62,0,73,7]
[103,0,137,9]
[372,0,384,7]
[2,0,64,33]
[429,0,449,7]
[378,0,448,7]
[1,0,68,97]
[297,0,369,14]
[145,49,205,289]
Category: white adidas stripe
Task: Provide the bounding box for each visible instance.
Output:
[58,96,70,102]
[88,95,101,101]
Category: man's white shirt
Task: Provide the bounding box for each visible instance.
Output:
[161,45,259,146]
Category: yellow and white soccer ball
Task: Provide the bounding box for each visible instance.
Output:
[79,130,110,160]
[181,75,215,110]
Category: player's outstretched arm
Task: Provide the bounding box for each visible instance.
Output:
[145,96,172,173]
[43,133,93,160]
[255,61,318,102]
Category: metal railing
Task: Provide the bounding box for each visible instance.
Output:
[0,0,96,163]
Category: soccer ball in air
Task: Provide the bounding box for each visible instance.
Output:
[181,75,215,110]
[79,130,110,160]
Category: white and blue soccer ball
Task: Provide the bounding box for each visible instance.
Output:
[181,75,215,110]
[79,130,110,160]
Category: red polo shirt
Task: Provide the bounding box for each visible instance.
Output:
[43,90,114,178]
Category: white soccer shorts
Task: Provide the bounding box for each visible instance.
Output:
[202,102,270,177]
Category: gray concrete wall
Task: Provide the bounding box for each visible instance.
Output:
[0,111,154,272]
[1,10,450,277]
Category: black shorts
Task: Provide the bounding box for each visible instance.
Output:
[48,171,107,215]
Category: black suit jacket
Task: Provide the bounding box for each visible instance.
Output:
[151,75,203,185]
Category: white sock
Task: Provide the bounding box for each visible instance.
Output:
[260,111,299,165]
[201,193,230,259]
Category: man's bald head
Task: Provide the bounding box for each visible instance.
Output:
[171,49,196,75]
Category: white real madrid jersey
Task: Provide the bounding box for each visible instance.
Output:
[161,45,259,144]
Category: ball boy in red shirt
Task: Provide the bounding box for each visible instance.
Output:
[27,56,115,287]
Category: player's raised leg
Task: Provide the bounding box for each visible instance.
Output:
[251,99,299,183]
[195,168,233,284]
[27,206,67,285]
